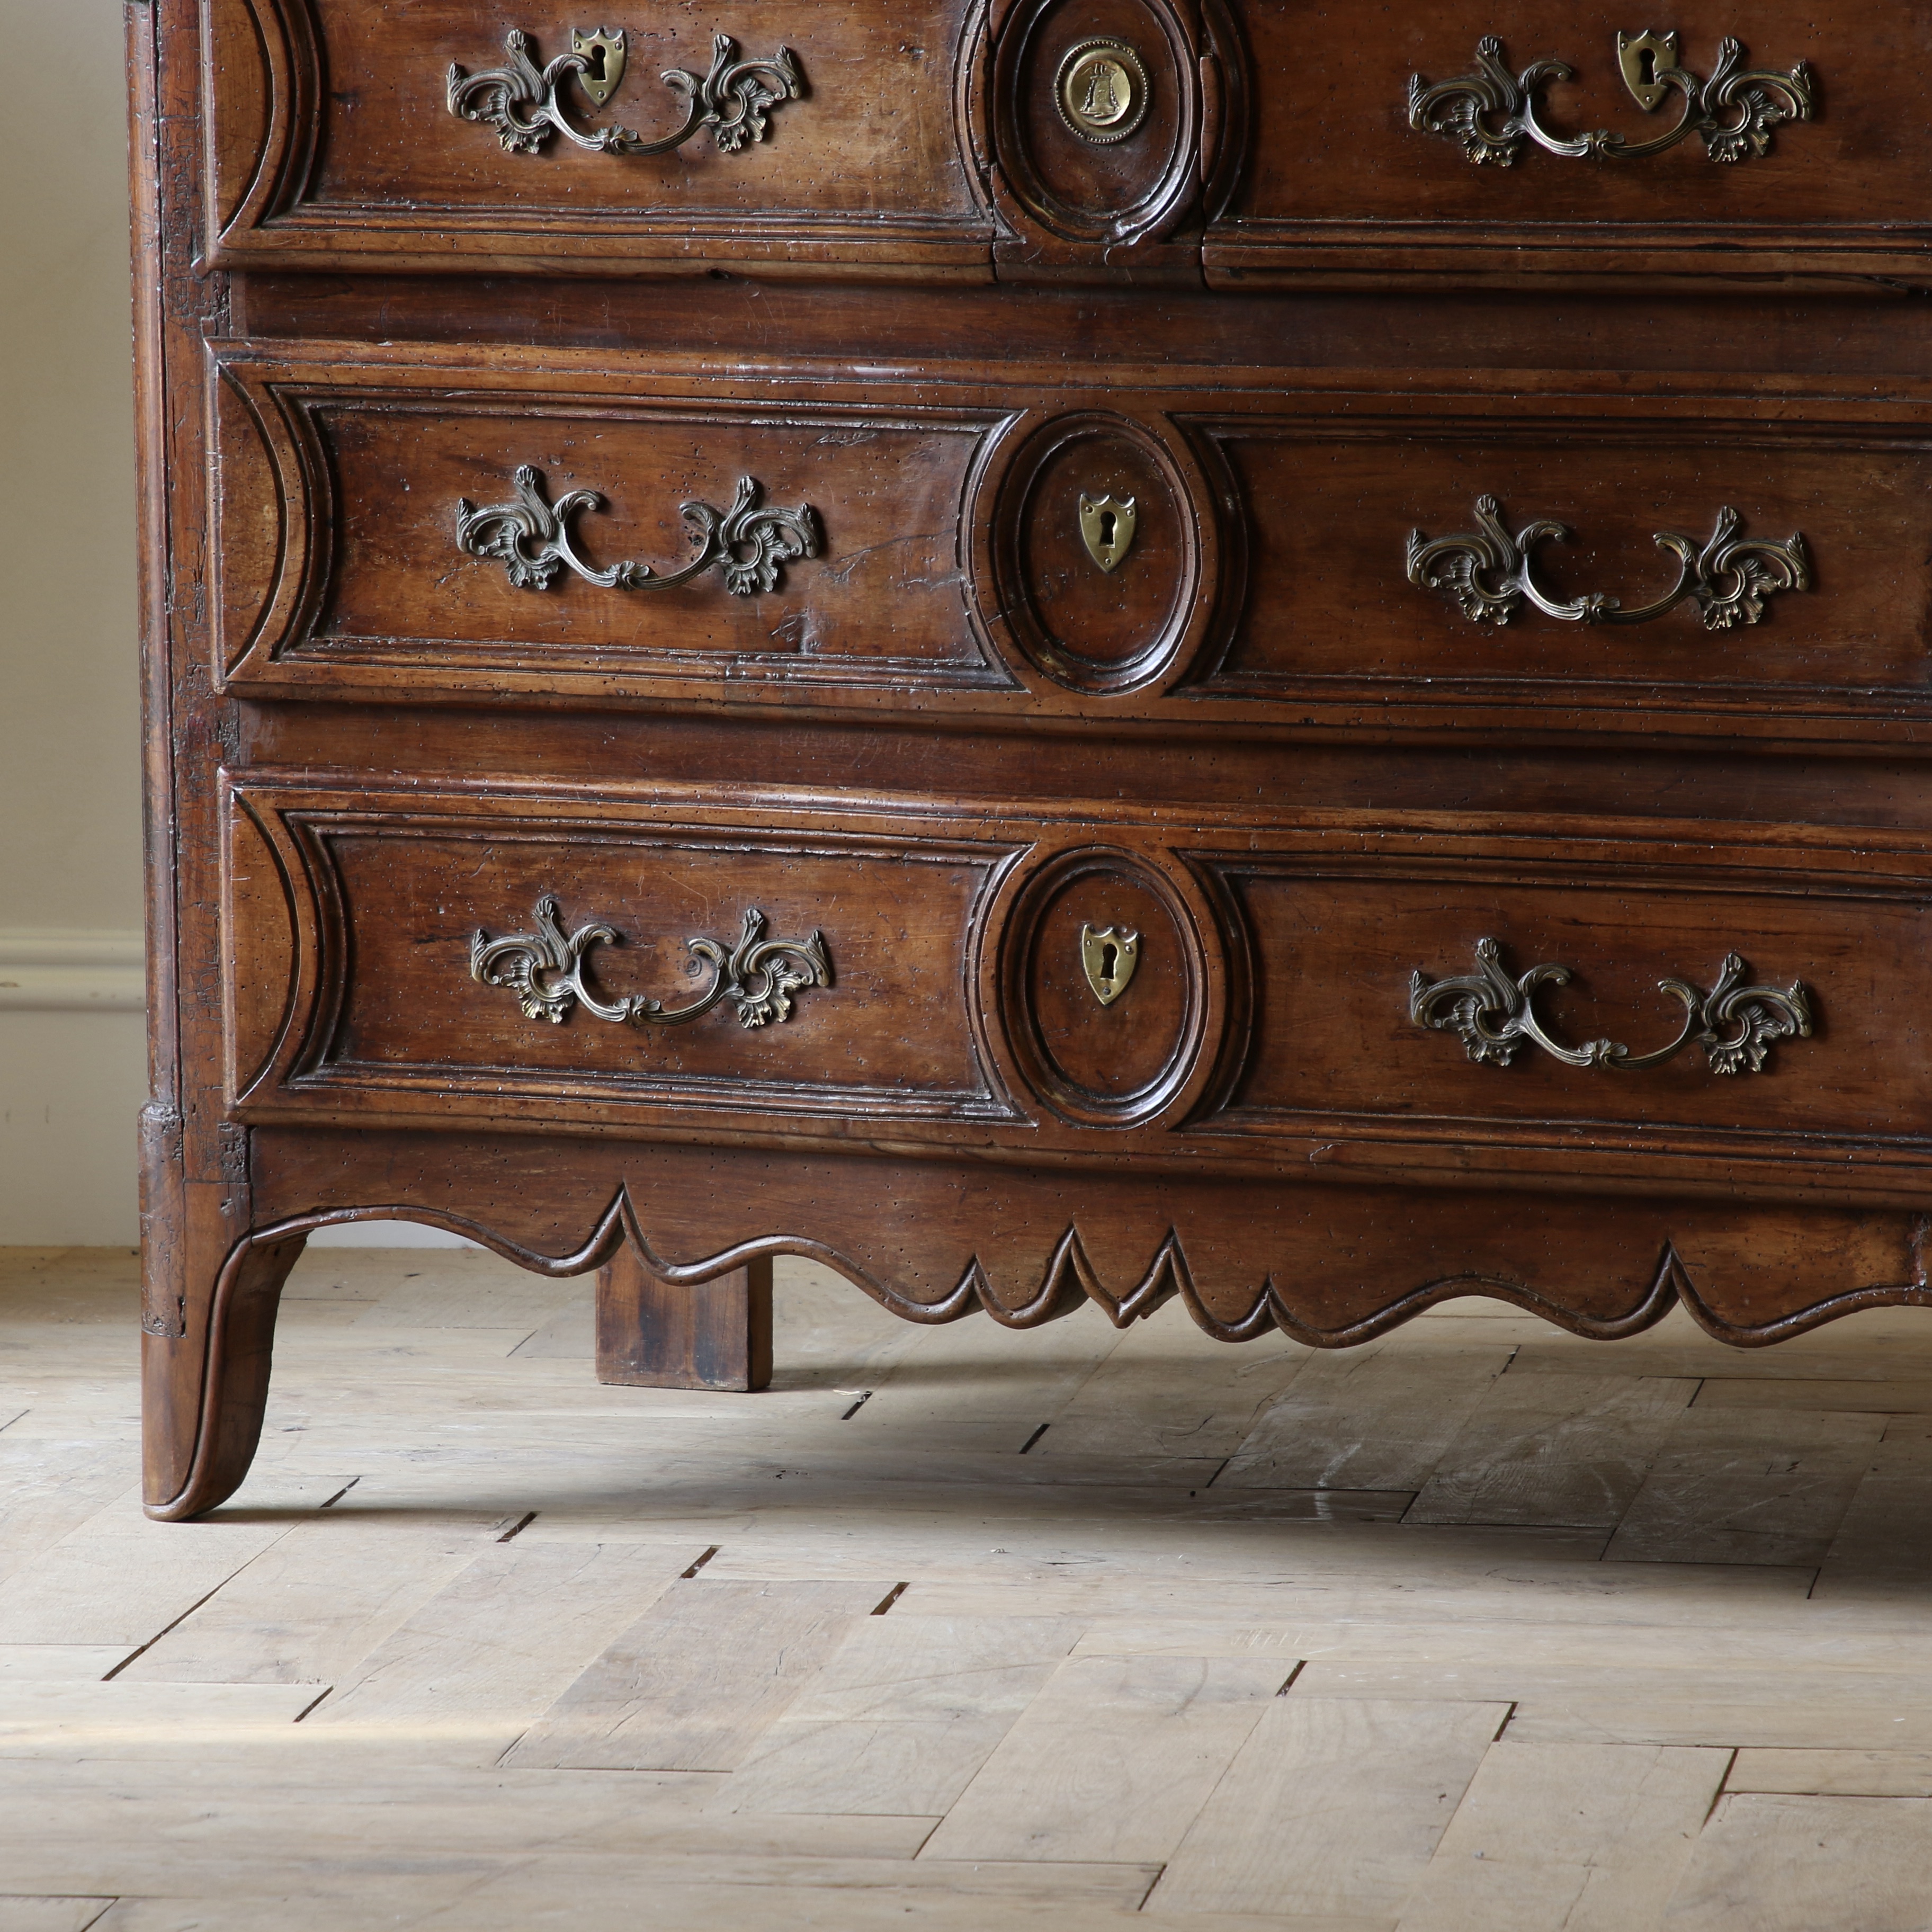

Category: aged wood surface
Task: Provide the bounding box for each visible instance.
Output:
[136,0,1932,1526]
[598,1248,774,1393]
[17,1246,1932,1925]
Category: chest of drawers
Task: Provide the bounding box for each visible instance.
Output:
[135,0,1932,1518]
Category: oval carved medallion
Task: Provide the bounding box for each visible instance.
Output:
[998,847,1208,1126]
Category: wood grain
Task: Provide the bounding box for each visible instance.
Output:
[508,1579,890,1772]
[1148,1696,1508,1918]
[920,1654,1291,1863]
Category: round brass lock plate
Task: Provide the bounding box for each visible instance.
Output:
[1055,38,1151,145]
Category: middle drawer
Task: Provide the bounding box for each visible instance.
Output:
[213,339,1932,745]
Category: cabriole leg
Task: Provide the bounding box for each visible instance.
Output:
[141,1119,308,1520]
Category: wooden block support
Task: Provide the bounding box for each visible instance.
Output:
[596,1246,774,1392]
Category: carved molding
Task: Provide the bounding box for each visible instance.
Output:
[206,0,325,240]
[213,1183,1932,1368]
[448,27,803,157]
[180,1177,1926,1520]
[972,410,1222,696]
[457,466,821,598]
[1408,497,1810,631]
[988,844,1219,1130]
[986,0,1207,251]
[472,897,833,1032]
[1409,33,1815,166]
[1410,937,1814,1075]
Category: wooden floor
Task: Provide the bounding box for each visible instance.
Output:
[5,1249,1932,1930]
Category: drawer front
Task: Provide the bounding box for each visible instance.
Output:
[201,0,1240,278]
[215,341,1932,745]
[1215,3,1931,287]
[225,776,1932,1201]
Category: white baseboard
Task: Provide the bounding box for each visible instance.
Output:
[0,928,144,1012]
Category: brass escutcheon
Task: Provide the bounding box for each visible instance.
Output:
[1616,28,1680,111]
[1078,493,1138,574]
[569,25,627,105]
[1057,38,1151,145]
[1081,925,1141,1006]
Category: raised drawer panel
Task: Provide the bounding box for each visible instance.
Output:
[1199,424,1918,697]
[1214,858,1897,1141]
[212,354,1008,693]
[214,341,1932,744]
[1214,4,1931,287]
[224,783,1018,1122]
[206,0,990,274]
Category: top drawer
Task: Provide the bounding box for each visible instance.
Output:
[197,2,1926,288]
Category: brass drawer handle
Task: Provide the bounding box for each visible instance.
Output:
[1411,938,1812,1074]
[1409,33,1814,166]
[449,26,802,157]
[457,466,821,598]
[1407,497,1809,632]
[473,898,833,1031]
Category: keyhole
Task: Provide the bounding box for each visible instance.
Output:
[1099,942,1119,983]
[1098,511,1117,551]
[1636,46,1657,85]
[586,44,609,82]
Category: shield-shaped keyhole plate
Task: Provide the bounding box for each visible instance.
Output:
[1615,29,1680,112]
[1079,495,1138,574]
[571,26,628,107]
[1081,925,1141,1006]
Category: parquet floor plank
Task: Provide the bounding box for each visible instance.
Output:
[1147,1696,1506,1920]
[920,1654,1291,1864]
[509,1578,890,1772]
[719,1612,1084,1815]
[306,1540,704,1748]
[1393,1740,1730,1931]
[1661,1793,1932,1931]
[1218,1343,1519,1492]
[1604,1407,1885,1568]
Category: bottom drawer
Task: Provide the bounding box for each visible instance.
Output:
[223,775,1932,1200]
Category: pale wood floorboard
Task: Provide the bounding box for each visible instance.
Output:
[1147,1696,1506,1921]
[5,1258,1932,1925]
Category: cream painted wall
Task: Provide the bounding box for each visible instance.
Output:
[0,0,146,1245]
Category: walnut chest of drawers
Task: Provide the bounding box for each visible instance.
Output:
[132,0,1932,1517]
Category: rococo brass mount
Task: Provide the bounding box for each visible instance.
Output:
[1409,33,1815,165]
[472,897,833,1031]
[448,27,802,156]
[1411,938,1813,1074]
[1407,497,1810,631]
[457,466,821,597]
